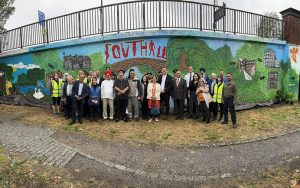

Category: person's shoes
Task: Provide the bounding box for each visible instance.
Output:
[94,118,98,122]
[221,121,228,124]
[115,119,119,122]
[57,113,61,116]
[232,123,237,128]
[69,121,76,125]
[109,117,114,121]
[103,118,108,121]
[124,118,128,122]
[78,120,83,124]
[217,117,222,122]
[135,118,140,122]
[155,118,159,122]
[206,120,210,124]
[128,118,133,121]
[148,118,153,123]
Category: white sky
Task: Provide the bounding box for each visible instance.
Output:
[5,0,300,30]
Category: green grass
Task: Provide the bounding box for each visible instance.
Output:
[63,125,80,132]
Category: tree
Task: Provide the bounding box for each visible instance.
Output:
[0,0,15,33]
[257,12,282,39]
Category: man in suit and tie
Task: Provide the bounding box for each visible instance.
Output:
[172,70,187,120]
[62,76,74,120]
[157,67,173,118]
[69,74,90,125]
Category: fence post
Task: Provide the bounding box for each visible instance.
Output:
[200,4,202,31]
[78,12,81,38]
[19,28,23,49]
[0,34,2,53]
[45,20,49,44]
[117,4,120,33]
[159,0,161,30]
[101,6,104,35]
[234,10,236,34]
[142,1,145,30]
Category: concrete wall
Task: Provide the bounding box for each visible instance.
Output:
[0,30,299,103]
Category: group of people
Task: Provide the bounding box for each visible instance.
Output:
[49,66,237,128]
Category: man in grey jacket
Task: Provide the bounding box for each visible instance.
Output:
[128,69,142,121]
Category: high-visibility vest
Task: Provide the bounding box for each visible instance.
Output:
[212,83,224,103]
[51,79,63,97]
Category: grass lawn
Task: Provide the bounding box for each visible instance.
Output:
[0,147,81,187]
[0,103,300,146]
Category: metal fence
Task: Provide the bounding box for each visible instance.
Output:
[0,0,283,52]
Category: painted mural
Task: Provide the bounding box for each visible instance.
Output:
[0,33,299,103]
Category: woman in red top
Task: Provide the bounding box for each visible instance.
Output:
[147,75,161,122]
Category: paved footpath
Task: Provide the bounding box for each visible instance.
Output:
[0,120,77,167]
[1,119,300,185]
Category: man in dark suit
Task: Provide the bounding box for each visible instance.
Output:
[157,67,173,118]
[172,70,187,120]
[69,74,90,125]
[62,76,74,120]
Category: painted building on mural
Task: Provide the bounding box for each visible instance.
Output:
[0,30,299,103]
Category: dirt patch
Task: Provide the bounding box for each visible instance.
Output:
[0,103,300,146]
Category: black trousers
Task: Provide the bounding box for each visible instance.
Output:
[160,93,170,115]
[199,101,210,122]
[212,102,224,119]
[89,104,100,119]
[174,99,184,118]
[72,99,84,122]
[64,96,73,118]
[224,97,236,124]
[115,99,128,120]
[188,92,198,117]
[141,99,149,118]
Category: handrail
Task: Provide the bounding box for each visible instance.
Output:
[0,0,283,53]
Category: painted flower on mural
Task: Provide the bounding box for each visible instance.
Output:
[290,47,299,63]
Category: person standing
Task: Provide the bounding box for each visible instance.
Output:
[157,67,172,118]
[114,70,130,122]
[221,73,237,128]
[207,73,217,120]
[199,68,210,83]
[88,77,101,122]
[101,70,115,120]
[220,70,228,84]
[50,73,63,116]
[70,74,90,125]
[172,71,187,120]
[127,70,142,121]
[184,66,194,89]
[188,73,200,119]
[147,75,161,122]
[62,76,74,120]
[140,75,149,119]
[212,75,224,122]
[196,78,211,123]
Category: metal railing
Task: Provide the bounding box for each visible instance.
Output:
[0,0,283,53]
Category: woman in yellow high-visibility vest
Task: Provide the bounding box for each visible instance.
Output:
[212,75,224,122]
[50,73,63,115]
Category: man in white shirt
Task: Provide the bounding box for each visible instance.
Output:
[101,70,115,120]
[184,66,194,88]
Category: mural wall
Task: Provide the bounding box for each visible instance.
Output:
[0,31,299,103]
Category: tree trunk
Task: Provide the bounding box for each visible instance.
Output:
[179,53,188,70]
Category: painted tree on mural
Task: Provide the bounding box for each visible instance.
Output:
[167,38,219,74]
[16,68,45,86]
